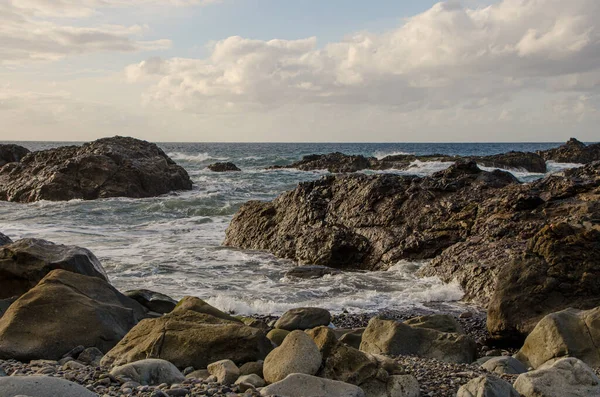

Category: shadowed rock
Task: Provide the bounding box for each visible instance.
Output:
[207,162,241,172]
[0,144,29,168]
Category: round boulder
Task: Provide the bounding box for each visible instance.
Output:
[110,359,185,386]
[263,330,322,384]
[275,307,332,331]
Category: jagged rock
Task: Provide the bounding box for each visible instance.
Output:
[0,269,146,361]
[0,233,11,247]
[110,359,185,386]
[226,161,518,270]
[263,330,322,384]
[285,265,342,279]
[457,375,519,397]
[101,308,272,369]
[0,376,97,397]
[513,357,600,397]
[268,152,376,173]
[0,144,29,167]
[275,307,332,331]
[480,356,527,375]
[403,314,464,334]
[260,373,366,397]
[539,138,600,164]
[207,162,241,172]
[0,238,108,299]
[125,289,177,314]
[515,307,600,369]
[0,136,192,202]
[360,317,477,364]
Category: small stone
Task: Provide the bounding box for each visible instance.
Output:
[207,360,240,385]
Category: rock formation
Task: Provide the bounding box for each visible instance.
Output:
[538,138,600,164]
[207,162,241,172]
[0,144,29,167]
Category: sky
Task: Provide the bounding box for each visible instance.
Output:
[0,0,599,142]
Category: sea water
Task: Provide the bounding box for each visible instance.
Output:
[0,142,581,315]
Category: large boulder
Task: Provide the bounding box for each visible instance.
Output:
[360,317,477,364]
[0,136,192,202]
[207,162,241,172]
[0,144,29,167]
[539,138,600,164]
[0,238,108,299]
[263,330,322,384]
[514,357,600,397]
[101,307,272,369]
[0,269,146,361]
[275,307,332,331]
[173,296,242,323]
[0,233,12,247]
[260,373,366,397]
[457,375,519,397]
[125,289,177,314]
[226,162,518,270]
[319,344,378,386]
[403,314,464,334]
[110,359,185,385]
[515,307,600,369]
[0,376,97,397]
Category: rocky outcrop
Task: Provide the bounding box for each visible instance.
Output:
[359,317,477,364]
[0,144,29,167]
[0,136,192,202]
[285,265,341,279]
[539,138,600,164]
[0,269,147,361]
[268,152,376,173]
[207,162,241,172]
[101,302,272,369]
[226,161,519,270]
[0,233,11,247]
[0,238,108,299]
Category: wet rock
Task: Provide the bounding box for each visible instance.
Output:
[110,359,185,386]
[539,138,600,164]
[275,307,332,331]
[514,357,600,397]
[263,330,322,384]
[480,356,527,375]
[0,375,97,397]
[285,265,342,279]
[126,289,177,314]
[360,317,477,364]
[260,373,366,397]
[0,238,108,299]
[0,269,146,361]
[207,359,240,385]
[0,144,30,168]
[457,375,519,397]
[207,162,241,172]
[0,233,11,247]
[0,136,192,202]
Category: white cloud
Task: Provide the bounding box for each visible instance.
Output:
[125,0,600,118]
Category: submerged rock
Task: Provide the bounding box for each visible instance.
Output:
[539,137,600,164]
[0,238,108,299]
[0,144,29,167]
[0,136,192,202]
[207,162,241,172]
[285,265,342,279]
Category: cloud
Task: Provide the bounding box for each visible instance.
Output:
[125,0,600,117]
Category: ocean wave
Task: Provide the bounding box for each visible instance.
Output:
[167,152,229,162]
[546,160,584,173]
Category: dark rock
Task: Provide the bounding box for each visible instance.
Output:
[539,138,600,164]
[268,152,377,173]
[0,233,12,247]
[0,136,192,202]
[285,265,342,279]
[77,347,104,366]
[0,269,147,361]
[125,289,177,314]
[0,144,29,167]
[0,238,108,299]
[473,151,547,173]
[225,161,518,270]
[0,297,17,319]
[207,162,241,172]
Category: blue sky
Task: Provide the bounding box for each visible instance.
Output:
[1,0,599,142]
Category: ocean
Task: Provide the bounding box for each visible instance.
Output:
[0,142,583,316]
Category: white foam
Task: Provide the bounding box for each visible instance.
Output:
[167,152,229,162]
[546,160,584,173]
[374,151,414,160]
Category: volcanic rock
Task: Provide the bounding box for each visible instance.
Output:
[539,138,600,164]
[110,359,185,386]
[0,136,192,202]
[0,144,29,167]
[207,162,241,172]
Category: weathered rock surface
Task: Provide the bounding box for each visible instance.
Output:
[480,356,527,375]
[77,347,104,366]
[514,357,600,397]
[0,269,146,361]
[101,307,272,369]
[226,161,518,270]
[208,359,240,385]
[267,329,290,346]
[263,330,322,384]
[539,138,600,164]
[404,314,464,334]
[515,307,600,369]
[0,238,108,299]
[269,152,376,173]
[0,376,97,397]
[0,233,12,247]
[0,144,29,167]
[125,289,177,314]
[110,359,185,385]
[260,373,366,397]
[275,307,332,331]
[174,296,242,323]
[207,162,241,172]
[319,344,378,386]
[457,375,519,397]
[360,317,477,364]
[0,136,192,202]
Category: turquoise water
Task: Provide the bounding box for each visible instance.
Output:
[0,142,580,315]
